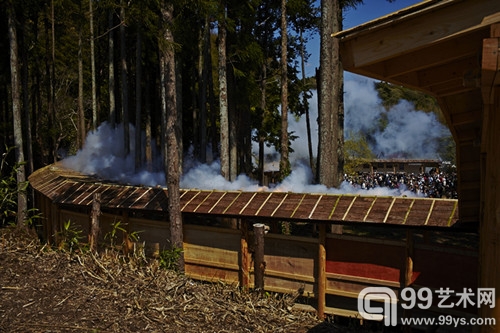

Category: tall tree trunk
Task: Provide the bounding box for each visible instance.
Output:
[334,2,344,186]
[318,0,342,187]
[144,71,152,172]
[78,23,85,149]
[228,64,237,181]
[207,36,218,161]
[7,3,27,226]
[19,13,33,177]
[258,62,267,186]
[48,0,56,163]
[135,30,143,171]
[279,0,290,179]
[160,2,184,272]
[120,0,130,155]
[90,0,97,130]
[218,7,229,180]
[198,17,210,163]
[300,29,314,177]
[108,9,116,127]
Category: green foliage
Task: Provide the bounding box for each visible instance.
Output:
[0,146,28,227]
[159,247,183,272]
[344,131,375,176]
[374,81,442,117]
[104,219,141,248]
[58,220,86,253]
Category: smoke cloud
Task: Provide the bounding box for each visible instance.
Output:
[62,73,450,197]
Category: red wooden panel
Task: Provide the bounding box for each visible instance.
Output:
[413,247,477,290]
[326,237,405,282]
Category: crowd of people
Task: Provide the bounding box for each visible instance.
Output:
[344,168,458,199]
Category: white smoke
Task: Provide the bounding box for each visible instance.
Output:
[344,74,450,158]
[62,73,450,197]
[62,123,166,186]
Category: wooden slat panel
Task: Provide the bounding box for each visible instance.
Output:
[404,199,434,226]
[209,191,241,214]
[270,193,306,219]
[126,188,154,209]
[256,192,288,217]
[292,194,323,220]
[329,196,358,222]
[344,196,374,222]
[364,197,396,223]
[192,191,226,214]
[181,190,213,213]
[143,188,169,211]
[309,195,341,220]
[239,192,273,216]
[385,198,413,225]
[106,187,139,207]
[426,200,459,227]
[223,192,258,215]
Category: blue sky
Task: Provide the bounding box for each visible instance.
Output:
[305,0,422,76]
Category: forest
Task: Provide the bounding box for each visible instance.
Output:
[0,0,454,232]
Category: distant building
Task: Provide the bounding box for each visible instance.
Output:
[358,159,441,175]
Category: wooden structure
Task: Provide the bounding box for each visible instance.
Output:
[30,164,459,228]
[335,0,500,329]
[358,159,441,174]
[29,163,477,322]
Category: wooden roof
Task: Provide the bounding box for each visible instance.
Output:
[336,0,500,223]
[28,164,460,229]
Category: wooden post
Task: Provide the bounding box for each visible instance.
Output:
[479,24,500,332]
[317,223,326,319]
[239,219,250,289]
[253,223,266,291]
[51,202,60,245]
[400,230,414,332]
[89,193,101,252]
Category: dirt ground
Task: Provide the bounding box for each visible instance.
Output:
[0,226,378,333]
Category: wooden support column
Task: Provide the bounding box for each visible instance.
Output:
[479,23,500,333]
[253,223,266,291]
[89,193,101,252]
[317,223,326,319]
[400,230,414,331]
[51,202,59,245]
[239,219,250,289]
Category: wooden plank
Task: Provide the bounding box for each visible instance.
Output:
[318,224,326,319]
[326,272,400,288]
[180,190,202,211]
[482,37,500,104]
[256,192,288,217]
[383,197,397,223]
[342,195,358,221]
[293,194,322,220]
